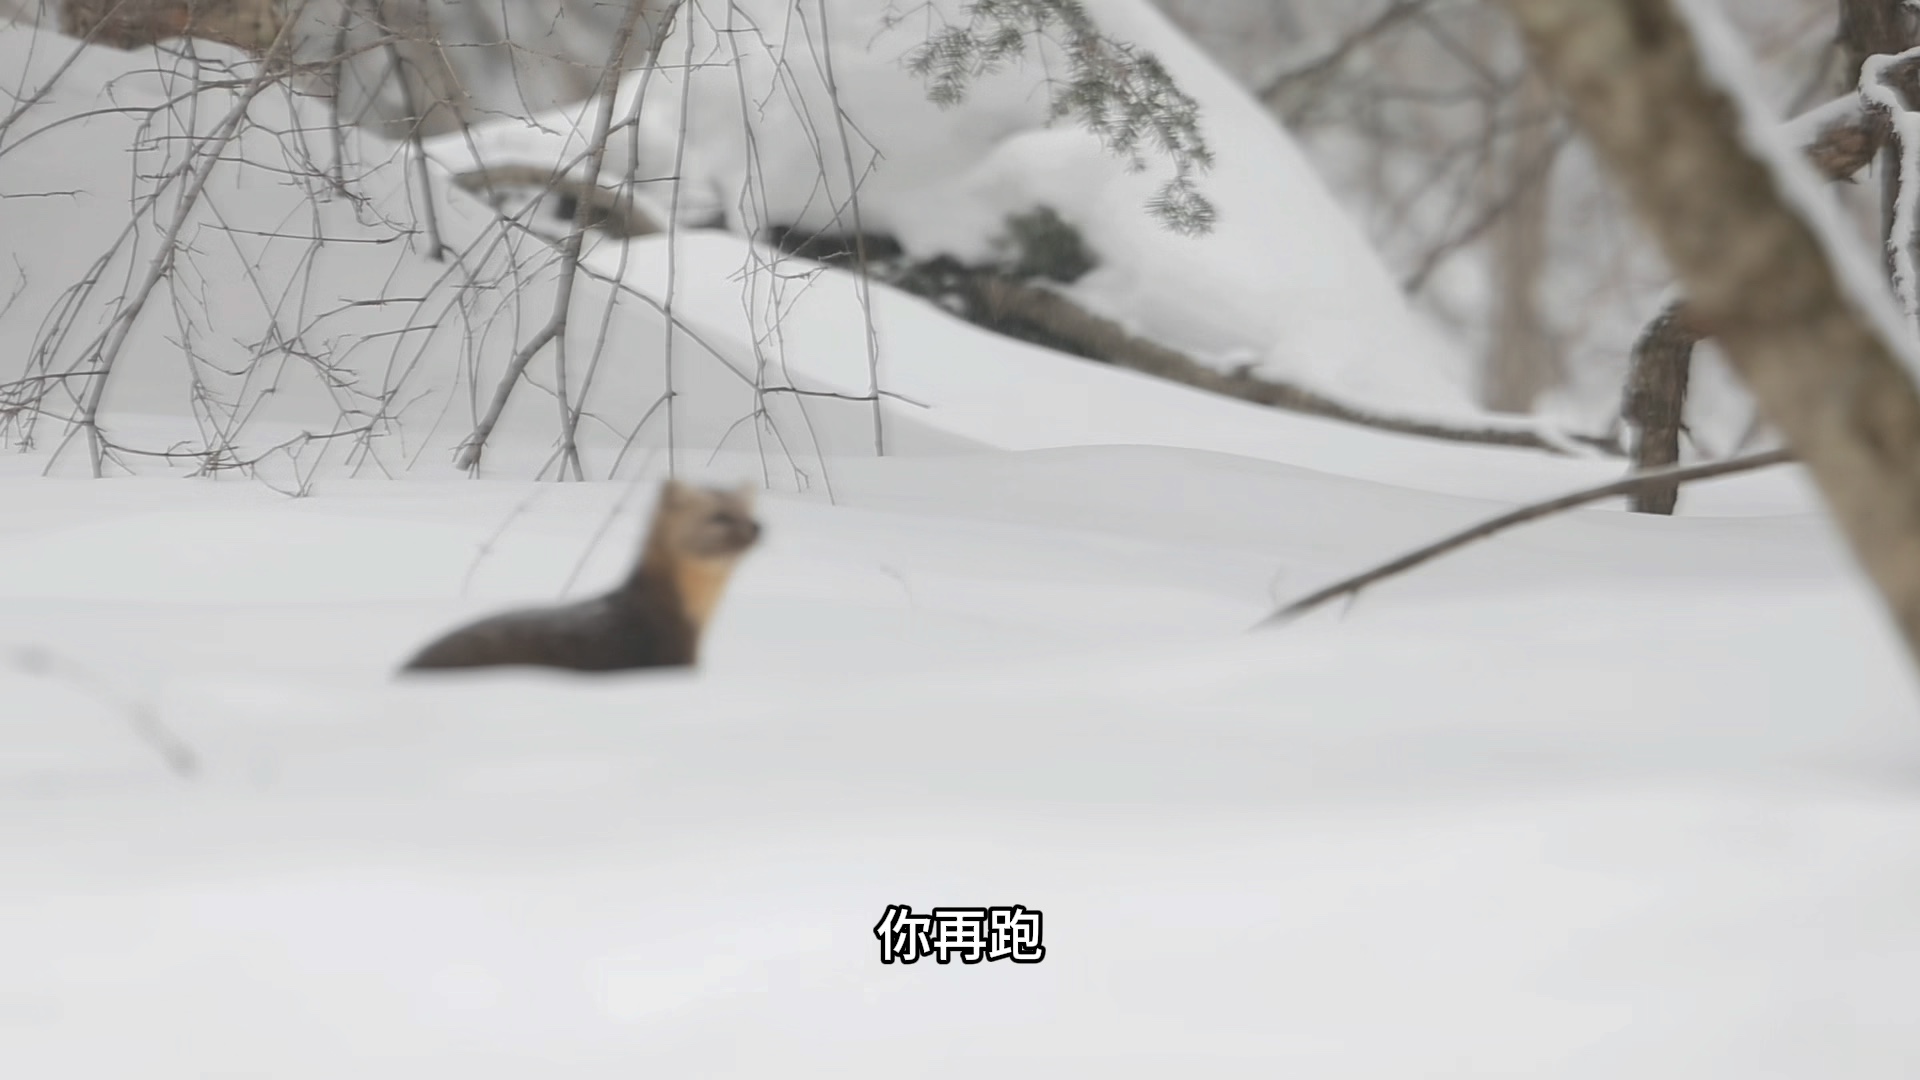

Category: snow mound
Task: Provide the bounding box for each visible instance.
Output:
[2,19,1566,487]
[430,0,1528,424]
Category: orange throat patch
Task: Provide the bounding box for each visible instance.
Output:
[672,555,742,631]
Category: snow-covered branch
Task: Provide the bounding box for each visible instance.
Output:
[1859,47,1920,331]
[964,273,1614,455]
[903,0,1216,233]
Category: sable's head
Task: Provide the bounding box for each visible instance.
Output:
[654,480,762,561]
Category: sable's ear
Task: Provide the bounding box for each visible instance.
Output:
[733,480,756,507]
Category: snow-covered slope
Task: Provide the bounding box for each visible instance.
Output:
[428,0,1506,421]
[0,21,1589,497]
[0,19,1568,489]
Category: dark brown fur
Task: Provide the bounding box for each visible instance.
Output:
[399,481,760,675]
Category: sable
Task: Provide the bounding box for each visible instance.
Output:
[400,480,761,674]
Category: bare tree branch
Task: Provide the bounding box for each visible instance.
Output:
[1257,0,1432,110]
[1257,448,1794,628]
[453,0,655,474]
[59,5,310,476]
[810,0,886,456]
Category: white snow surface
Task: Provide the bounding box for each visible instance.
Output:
[2,17,1920,1080]
[3,445,1919,1078]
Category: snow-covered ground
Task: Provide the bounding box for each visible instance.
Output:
[3,10,1920,1079]
[4,442,1918,1078]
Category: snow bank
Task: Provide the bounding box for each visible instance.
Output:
[0,22,1619,500]
[431,0,1521,423]
[0,21,1575,491]
[0,26,951,482]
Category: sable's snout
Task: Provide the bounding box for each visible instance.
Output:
[737,518,763,546]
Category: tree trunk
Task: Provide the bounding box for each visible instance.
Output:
[1483,69,1564,414]
[1494,0,1920,669]
[1622,301,1699,514]
[1619,55,1917,517]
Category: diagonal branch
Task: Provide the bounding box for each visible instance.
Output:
[1257,448,1794,628]
[969,275,1618,454]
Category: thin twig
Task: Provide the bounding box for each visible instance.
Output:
[1256,449,1795,628]
[61,4,312,476]
[385,42,447,262]
[453,0,653,473]
[7,645,199,779]
[1257,0,1430,108]
[650,0,694,479]
[809,0,886,456]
